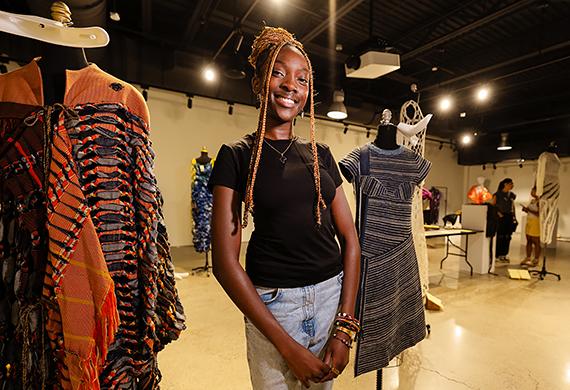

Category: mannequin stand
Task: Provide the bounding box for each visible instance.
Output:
[529,244,561,280]
[376,369,382,390]
[192,251,212,277]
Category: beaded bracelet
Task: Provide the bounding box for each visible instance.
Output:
[333,333,352,349]
[335,326,356,340]
[335,319,360,333]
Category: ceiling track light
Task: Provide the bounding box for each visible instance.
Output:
[366,128,371,138]
[343,124,348,134]
[228,102,234,115]
[476,85,490,102]
[327,89,348,120]
[186,94,193,109]
[493,163,497,170]
[439,142,443,150]
[142,86,149,101]
[482,164,486,170]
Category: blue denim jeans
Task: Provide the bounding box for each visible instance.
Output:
[245,272,343,390]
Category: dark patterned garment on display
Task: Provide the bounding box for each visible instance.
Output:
[0,60,185,389]
[191,159,214,253]
[339,144,431,376]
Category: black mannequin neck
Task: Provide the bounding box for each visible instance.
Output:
[196,151,211,164]
[374,124,399,150]
[37,44,89,105]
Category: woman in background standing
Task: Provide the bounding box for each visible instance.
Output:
[492,178,516,263]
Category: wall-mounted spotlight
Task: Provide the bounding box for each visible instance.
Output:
[482,164,486,170]
[366,128,371,138]
[186,94,193,109]
[0,63,7,74]
[228,102,234,115]
[439,142,443,150]
[460,112,466,118]
[142,86,148,101]
[493,163,497,170]
[343,124,348,134]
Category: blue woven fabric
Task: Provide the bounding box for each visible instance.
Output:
[192,160,214,253]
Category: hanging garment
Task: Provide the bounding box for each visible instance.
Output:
[191,159,214,253]
[398,101,430,295]
[339,144,431,376]
[0,104,119,389]
[429,186,442,225]
[536,151,560,245]
[0,60,185,389]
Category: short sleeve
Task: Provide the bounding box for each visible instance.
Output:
[415,154,432,186]
[207,144,240,193]
[338,148,360,183]
[322,146,343,188]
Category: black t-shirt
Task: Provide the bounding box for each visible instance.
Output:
[208,133,343,288]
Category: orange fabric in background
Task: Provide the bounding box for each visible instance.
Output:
[467,185,492,204]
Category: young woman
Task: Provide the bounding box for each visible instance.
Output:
[521,187,541,267]
[492,178,516,262]
[208,27,360,389]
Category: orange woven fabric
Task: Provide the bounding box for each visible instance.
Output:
[43,113,119,390]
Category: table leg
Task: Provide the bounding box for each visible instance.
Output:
[440,237,450,269]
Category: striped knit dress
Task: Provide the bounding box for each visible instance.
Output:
[339,143,431,376]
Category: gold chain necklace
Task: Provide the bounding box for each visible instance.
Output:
[263,136,297,166]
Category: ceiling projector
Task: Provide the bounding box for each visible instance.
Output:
[345,51,400,79]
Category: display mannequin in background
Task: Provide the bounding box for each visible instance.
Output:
[209,27,360,389]
[467,176,492,205]
[339,108,431,376]
[491,178,516,263]
[191,147,214,254]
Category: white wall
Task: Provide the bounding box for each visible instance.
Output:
[145,89,464,247]
[464,160,570,239]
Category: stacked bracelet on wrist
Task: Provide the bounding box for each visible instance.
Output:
[332,312,361,349]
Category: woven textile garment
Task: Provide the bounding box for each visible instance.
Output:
[339,144,431,376]
[536,151,560,245]
[191,159,214,253]
[0,102,119,389]
[0,60,185,389]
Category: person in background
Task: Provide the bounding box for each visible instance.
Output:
[521,187,541,267]
[491,178,516,263]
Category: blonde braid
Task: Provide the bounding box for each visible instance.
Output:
[243,26,325,228]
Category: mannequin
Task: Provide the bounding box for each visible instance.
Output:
[196,146,212,164]
[339,111,431,376]
[374,109,399,150]
[0,3,185,388]
[191,147,215,275]
[38,43,89,104]
[467,176,492,204]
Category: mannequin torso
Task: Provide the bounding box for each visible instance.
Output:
[37,43,88,104]
[374,123,399,150]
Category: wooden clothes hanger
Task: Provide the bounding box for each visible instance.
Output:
[0,2,109,48]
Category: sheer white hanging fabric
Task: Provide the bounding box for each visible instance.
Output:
[399,100,430,295]
[535,151,560,245]
[0,9,109,48]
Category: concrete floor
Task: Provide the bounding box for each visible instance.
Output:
[158,234,570,389]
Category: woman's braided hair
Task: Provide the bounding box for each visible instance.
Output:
[242,26,326,228]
